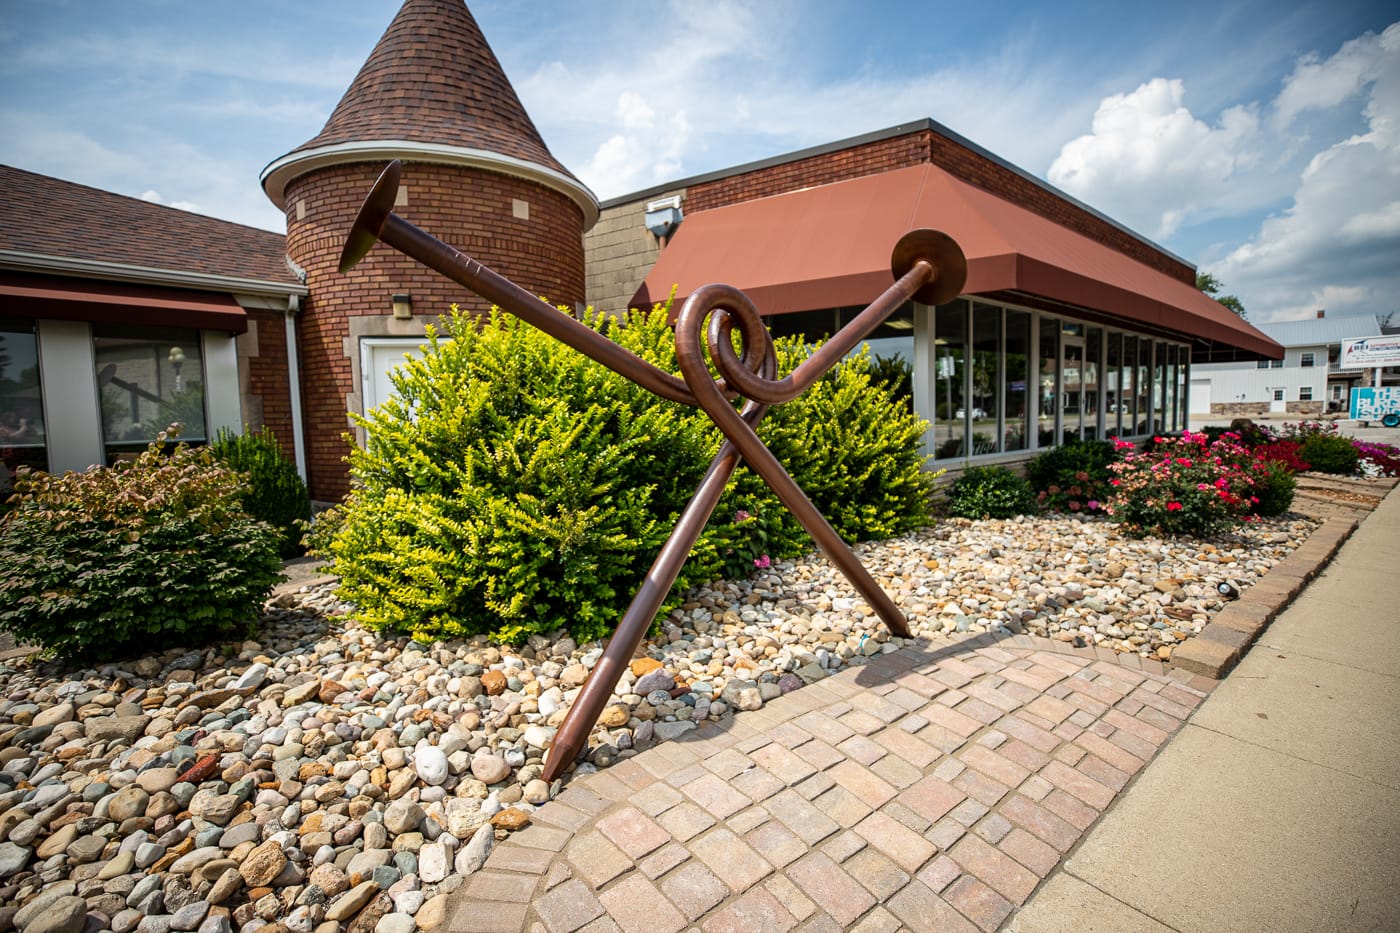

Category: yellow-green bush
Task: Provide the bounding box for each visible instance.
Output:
[331,305,930,644]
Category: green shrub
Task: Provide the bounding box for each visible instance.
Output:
[332,305,931,645]
[1026,438,1118,513]
[945,466,1037,519]
[855,354,912,410]
[1297,433,1359,474]
[1250,459,1297,516]
[300,504,344,560]
[213,426,310,557]
[0,427,281,660]
[1105,432,1256,537]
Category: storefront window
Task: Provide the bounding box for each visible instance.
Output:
[842,301,915,412]
[1084,327,1101,440]
[0,319,46,490]
[1136,337,1153,434]
[1038,317,1059,447]
[1176,345,1190,431]
[933,301,967,458]
[1004,310,1030,451]
[971,304,1001,455]
[1105,332,1123,437]
[94,326,206,463]
[1154,341,1169,433]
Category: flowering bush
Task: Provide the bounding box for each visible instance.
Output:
[1276,420,1338,442]
[1026,438,1117,513]
[1354,440,1400,477]
[1250,459,1298,516]
[710,507,773,580]
[1104,432,1259,537]
[1253,440,1311,474]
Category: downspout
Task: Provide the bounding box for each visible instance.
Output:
[284,292,308,482]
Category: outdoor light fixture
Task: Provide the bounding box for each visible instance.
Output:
[392,293,413,319]
[168,346,186,392]
[645,195,683,239]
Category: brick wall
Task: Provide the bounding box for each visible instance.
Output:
[686,129,1195,285]
[240,308,297,463]
[686,134,928,213]
[585,188,685,313]
[285,160,586,500]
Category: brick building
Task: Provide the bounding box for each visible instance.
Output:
[2,0,1285,498]
[593,121,1282,465]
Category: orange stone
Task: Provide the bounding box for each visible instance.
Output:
[480,671,507,696]
[318,680,348,704]
[629,657,663,677]
[489,807,531,832]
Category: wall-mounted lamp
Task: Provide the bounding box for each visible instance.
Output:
[392,293,413,319]
[644,195,683,240]
[168,346,186,392]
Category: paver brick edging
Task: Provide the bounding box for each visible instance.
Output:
[1170,513,1362,678]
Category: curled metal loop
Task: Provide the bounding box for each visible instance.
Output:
[675,284,778,405]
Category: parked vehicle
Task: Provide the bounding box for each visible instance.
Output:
[1350,386,1400,428]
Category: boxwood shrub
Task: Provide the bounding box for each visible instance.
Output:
[945,466,1038,519]
[0,428,282,660]
[331,305,931,645]
[213,426,310,557]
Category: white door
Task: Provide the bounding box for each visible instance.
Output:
[361,338,426,414]
[1270,388,1287,413]
[1189,379,1212,413]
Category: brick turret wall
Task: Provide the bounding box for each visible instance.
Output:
[284,160,586,500]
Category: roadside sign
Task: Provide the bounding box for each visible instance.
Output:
[1341,335,1400,369]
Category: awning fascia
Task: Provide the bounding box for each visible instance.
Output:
[0,273,248,334]
[632,165,1283,361]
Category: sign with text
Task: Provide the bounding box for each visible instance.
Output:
[1341,334,1400,368]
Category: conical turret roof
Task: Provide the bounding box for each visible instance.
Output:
[261,0,595,224]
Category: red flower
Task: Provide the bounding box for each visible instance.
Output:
[1167,501,1183,511]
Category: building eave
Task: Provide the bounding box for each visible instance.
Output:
[260,140,600,230]
[0,249,307,299]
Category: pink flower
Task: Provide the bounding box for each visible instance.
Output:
[753,555,771,569]
[1167,501,1183,511]
[734,510,751,522]
[1069,501,1081,511]
[1197,483,1210,491]
[1087,500,1100,510]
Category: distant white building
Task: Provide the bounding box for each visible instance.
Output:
[1191,311,1398,419]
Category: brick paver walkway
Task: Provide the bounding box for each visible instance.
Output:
[446,633,1215,932]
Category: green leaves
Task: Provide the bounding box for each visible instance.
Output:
[333,307,933,645]
[0,433,281,660]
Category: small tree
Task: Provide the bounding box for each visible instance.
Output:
[1196,273,1248,320]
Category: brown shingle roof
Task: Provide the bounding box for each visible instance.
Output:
[0,164,298,288]
[288,0,576,182]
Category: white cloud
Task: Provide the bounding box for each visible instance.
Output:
[139,190,202,213]
[616,92,654,130]
[518,6,1097,200]
[1209,24,1400,321]
[1047,78,1260,239]
[1273,26,1391,127]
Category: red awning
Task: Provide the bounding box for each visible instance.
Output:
[0,272,248,334]
[634,164,1281,361]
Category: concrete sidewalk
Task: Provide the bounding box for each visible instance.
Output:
[1009,484,1400,932]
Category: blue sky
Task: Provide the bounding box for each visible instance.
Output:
[1,0,1396,323]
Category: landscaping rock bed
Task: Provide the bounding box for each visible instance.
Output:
[0,510,1317,932]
